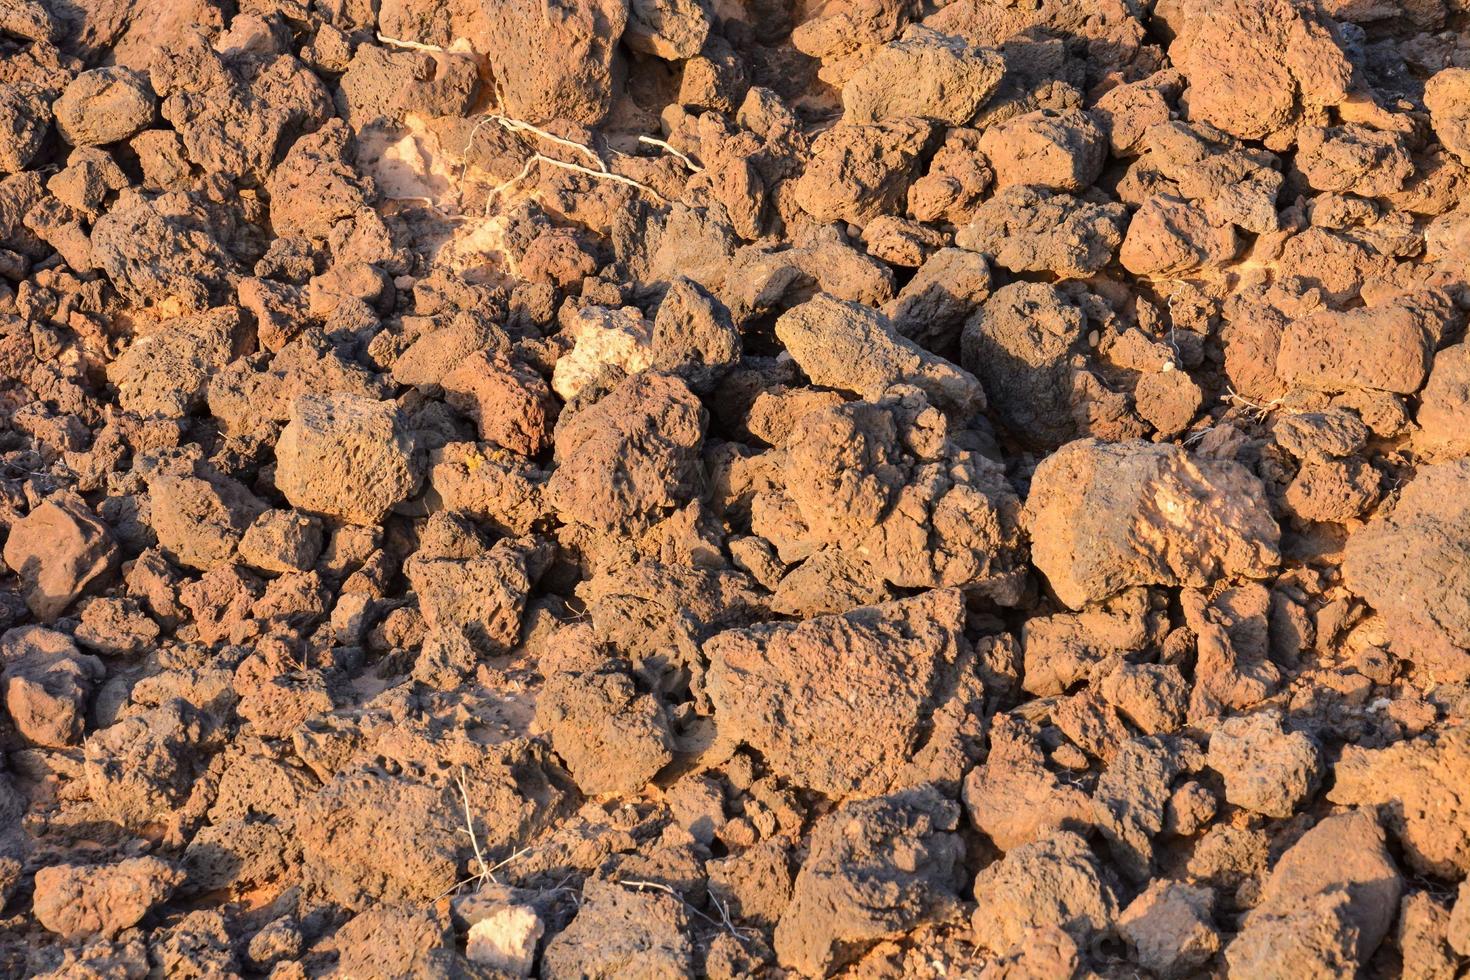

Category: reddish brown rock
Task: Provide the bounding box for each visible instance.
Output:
[1025,440,1280,609]
[3,494,118,621]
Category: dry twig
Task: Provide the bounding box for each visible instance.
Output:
[618,879,753,947]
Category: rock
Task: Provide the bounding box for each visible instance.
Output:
[238,510,323,574]
[1343,460,1470,679]
[1118,880,1220,980]
[649,278,741,394]
[90,188,240,307]
[84,700,219,828]
[33,857,182,938]
[0,0,55,41]
[794,117,934,225]
[0,626,104,748]
[1425,67,1470,167]
[151,29,332,184]
[1277,291,1447,395]
[956,184,1127,279]
[971,830,1120,955]
[907,127,993,224]
[53,68,155,146]
[1120,194,1239,276]
[551,305,654,401]
[960,282,1086,448]
[405,535,548,657]
[547,372,705,536]
[107,308,249,418]
[1399,891,1457,980]
[1025,439,1280,609]
[297,768,461,908]
[1418,344,1470,459]
[705,590,972,797]
[334,904,472,977]
[775,293,985,414]
[978,108,1107,192]
[774,786,964,976]
[963,716,1094,853]
[465,904,542,976]
[275,393,423,526]
[625,0,710,60]
[442,351,557,457]
[0,83,50,174]
[3,494,119,621]
[1330,725,1470,877]
[541,879,693,978]
[1091,736,1203,881]
[537,665,673,796]
[842,27,1004,126]
[1226,810,1402,975]
[1206,711,1321,818]
[885,248,993,352]
[1169,0,1352,142]
[751,391,1026,593]
[148,468,268,572]
[74,597,161,656]
[1296,124,1414,197]
[480,0,626,124]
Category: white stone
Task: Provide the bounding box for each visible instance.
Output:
[466,905,543,976]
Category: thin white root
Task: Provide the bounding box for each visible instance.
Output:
[491,115,606,171]
[1221,385,1284,422]
[619,879,752,946]
[484,152,666,212]
[637,135,704,173]
[376,33,454,54]
[459,112,669,210]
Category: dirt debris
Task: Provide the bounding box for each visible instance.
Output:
[1,0,1470,976]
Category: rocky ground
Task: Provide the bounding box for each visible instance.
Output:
[2,0,1470,976]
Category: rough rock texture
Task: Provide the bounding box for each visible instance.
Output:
[541,879,693,978]
[971,830,1120,955]
[1,626,103,747]
[1343,461,1470,679]
[3,494,118,620]
[1330,726,1470,877]
[706,590,972,797]
[33,858,182,939]
[275,393,422,525]
[1026,440,1281,609]
[842,27,1004,126]
[54,68,155,147]
[774,787,964,975]
[1169,0,1353,141]
[775,293,984,413]
[2,0,1469,974]
[1226,811,1402,976]
[1206,711,1321,818]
